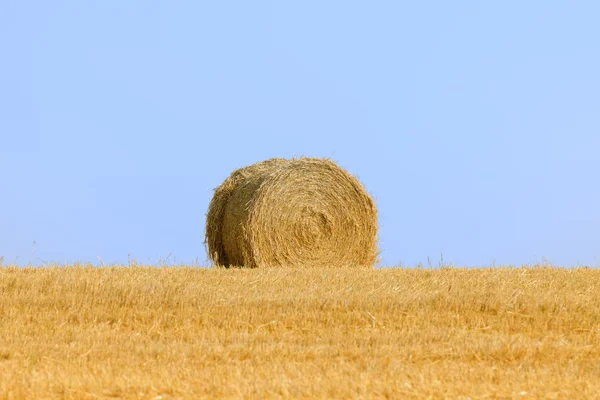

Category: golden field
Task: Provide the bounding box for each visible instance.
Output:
[1,265,599,399]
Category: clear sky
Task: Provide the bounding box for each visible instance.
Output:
[1,1,599,267]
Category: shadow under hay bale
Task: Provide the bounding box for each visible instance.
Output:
[205,157,379,268]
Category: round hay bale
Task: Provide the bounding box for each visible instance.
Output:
[205,157,379,268]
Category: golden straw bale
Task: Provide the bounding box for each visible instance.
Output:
[205,157,379,268]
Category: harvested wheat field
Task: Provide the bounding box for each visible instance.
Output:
[1,266,600,399]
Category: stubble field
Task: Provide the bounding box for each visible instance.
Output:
[1,265,599,399]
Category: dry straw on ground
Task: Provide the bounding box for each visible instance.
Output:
[1,265,600,399]
[205,157,379,268]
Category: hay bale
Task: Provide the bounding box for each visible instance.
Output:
[205,157,379,268]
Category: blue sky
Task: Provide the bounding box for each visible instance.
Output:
[1,1,598,267]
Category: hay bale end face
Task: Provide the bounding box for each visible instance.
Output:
[205,157,379,268]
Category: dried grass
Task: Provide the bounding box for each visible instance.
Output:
[205,157,379,268]
[2,265,600,399]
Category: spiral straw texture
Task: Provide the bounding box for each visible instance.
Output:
[205,157,379,268]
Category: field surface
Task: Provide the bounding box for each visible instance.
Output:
[1,266,600,399]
